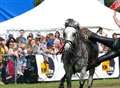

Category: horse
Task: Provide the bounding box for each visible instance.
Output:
[59,18,99,88]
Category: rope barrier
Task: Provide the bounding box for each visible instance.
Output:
[6,26,115,33]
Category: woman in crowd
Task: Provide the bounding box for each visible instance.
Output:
[54,31,61,53]
[0,37,8,85]
[7,38,18,56]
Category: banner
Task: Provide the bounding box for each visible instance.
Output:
[36,54,65,81]
[110,0,120,10]
[36,53,119,81]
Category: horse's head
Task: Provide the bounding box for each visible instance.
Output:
[63,18,80,51]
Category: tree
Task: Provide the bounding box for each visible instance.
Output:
[104,0,115,7]
[104,0,120,12]
[35,0,44,6]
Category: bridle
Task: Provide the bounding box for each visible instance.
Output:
[56,26,79,55]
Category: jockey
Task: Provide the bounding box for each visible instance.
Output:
[88,28,120,69]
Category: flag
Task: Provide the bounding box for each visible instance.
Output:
[110,0,120,10]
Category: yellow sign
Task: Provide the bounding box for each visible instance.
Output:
[102,60,110,71]
[41,62,49,74]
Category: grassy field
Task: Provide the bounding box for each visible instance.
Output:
[0,79,120,88]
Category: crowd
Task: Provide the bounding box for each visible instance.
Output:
[0,27,120,84]
[6,29,64,56]
[0,29,64,84]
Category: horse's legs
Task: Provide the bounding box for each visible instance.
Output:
[79,66,87,88]
[65,66,73,88]
[79,80,86,88]
[59,74,66,88]
[66,72,72,88]
[87,68,95,88]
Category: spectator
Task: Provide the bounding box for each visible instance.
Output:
[26,45,33,55]
[0,37,8,62]
[16,47,27,76]
[16,42,27,77]
[16,29,27,44]
[33,34,47,54]
[0,37,8,85]
[18,43,27,56]
[39,36,47,53]
[46,33,55,54]
[7,38,18,57]
[27,36,33,45]
[96,27,107,37]
[54,31,61,51]
[27,33,33,39]
[96,27,108,53]
[112,33,120,79]
[112,33,120,39]
[27,33,34,45]
[33,35,49,63]
[36,33,41,40]
[6,36,16,48]
[7,34,14,41]
[26,33,34,55]
[30,39,36,54]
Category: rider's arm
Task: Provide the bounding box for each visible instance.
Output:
[113,11,120,28]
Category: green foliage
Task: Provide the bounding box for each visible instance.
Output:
[104,0,115,7]
[35,0,44,6]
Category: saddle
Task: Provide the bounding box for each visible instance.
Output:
[80,27,93,42]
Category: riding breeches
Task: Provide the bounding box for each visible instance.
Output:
[89,33,114,49]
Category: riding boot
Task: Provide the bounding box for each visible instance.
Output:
[88,51,118,70]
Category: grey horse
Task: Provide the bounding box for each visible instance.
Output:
[59,19,99,88]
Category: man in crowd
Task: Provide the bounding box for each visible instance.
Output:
[16,29,27,44]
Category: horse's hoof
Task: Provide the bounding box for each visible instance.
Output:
[59,86,64,88]
[79,87,83,88]
[79,86,83,88]
[58,86,64,88]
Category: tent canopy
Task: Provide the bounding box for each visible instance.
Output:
[0,0,34,22]
[0,0,120,32]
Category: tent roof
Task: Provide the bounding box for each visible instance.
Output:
[0,0,120,31]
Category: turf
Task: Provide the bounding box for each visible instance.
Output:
[0,79,120,88]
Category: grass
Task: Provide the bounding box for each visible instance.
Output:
[0,79,120,88]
